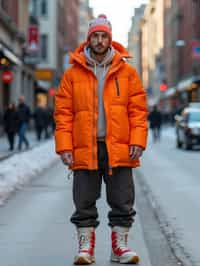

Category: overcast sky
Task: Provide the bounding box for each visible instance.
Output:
[89,0,148,47]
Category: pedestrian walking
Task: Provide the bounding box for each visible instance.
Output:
[3,103,18,151]
[148,105,162,142]
[17,96,31,150]
[43,107,50,139]
[54,14,148,265]
[47,107,55,135]
[33,104,46,141]
[0,109,4,135]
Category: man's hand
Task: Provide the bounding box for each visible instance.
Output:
[60,151,73,166]
[129,145,143,160]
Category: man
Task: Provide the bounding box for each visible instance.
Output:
[3,103,18,151]
[17,96,30,150]
[148,105,162,142]
[33,103,46,141]
[54,15,148,265]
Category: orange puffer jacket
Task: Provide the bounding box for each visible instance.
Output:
[54,41,148,171]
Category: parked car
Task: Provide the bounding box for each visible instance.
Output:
[175,107,200,150]
[188,102,200,109]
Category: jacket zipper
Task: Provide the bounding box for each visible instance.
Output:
[115,78,120,96]
[104,79,113,175]
[78,62,122,172]
[93,79,97,169]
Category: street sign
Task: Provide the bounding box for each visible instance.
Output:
[23,55,40,65]
[175,40,185,47]
[191,41,200,59]
[35,69,54,81]
[2,70,13,84]
[27,25,40,53]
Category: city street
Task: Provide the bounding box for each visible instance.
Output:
[137,127,200,266]
[1,127,199,265]
[0,159,178,266]
[1,0,200,265]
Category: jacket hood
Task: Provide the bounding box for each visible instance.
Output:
[69,41,132,66]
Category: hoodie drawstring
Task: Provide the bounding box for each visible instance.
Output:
[93,63,107,78]
[94,63,97,75]
[103,64,106,78]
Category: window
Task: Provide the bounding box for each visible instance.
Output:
[41,0,48,16]
[1,0,8,12]
[1,0,7,10]
[29,0,37,16]
[189,112,200,122]
[40,34,48,61]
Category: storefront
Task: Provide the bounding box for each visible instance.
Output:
[0,43,22,111]
[159,75,200,116]
[34,69,56,108]
[34,80,50,107]
[177,75,200,104]
[0,42,37,115]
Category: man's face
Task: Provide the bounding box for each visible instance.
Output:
[89,31,111,55]
[19,96,25,104]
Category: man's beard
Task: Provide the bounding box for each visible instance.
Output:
[90,45,110,55]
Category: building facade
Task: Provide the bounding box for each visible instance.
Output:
[79,0,93,44]
[0,0,35,112]
[163,0,200,110]
[29,0,80,107]
[140,0,165,105]
[128,5,146,75]
[29,0,67,106]
[64,0,79,52]
[164,0,180,88]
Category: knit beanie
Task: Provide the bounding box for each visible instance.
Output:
[87,14,112,40]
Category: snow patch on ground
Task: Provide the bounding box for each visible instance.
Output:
[0,140,59,205]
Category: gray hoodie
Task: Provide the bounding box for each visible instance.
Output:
[84,46,115,138]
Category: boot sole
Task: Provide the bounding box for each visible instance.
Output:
[74,256,95,265]
[111,254,140,264]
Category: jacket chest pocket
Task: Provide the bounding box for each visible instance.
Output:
[112,77,128,105]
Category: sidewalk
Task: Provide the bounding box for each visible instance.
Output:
[0,131,49,161]
[0,138,58,205]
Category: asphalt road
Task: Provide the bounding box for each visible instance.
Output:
[138,127,200,266]
[0,158,180,266]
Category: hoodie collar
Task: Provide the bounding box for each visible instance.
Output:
[69,41,131,68]
[83,46,115,67]
[83,46,115,76]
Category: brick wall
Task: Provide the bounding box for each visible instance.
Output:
[1,0,18,25]
[64,0,79,51]
[164,0,200,86]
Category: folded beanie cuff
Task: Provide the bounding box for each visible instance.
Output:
[87,25,112,40]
